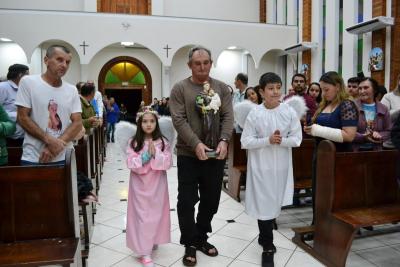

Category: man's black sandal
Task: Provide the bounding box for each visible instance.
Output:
[197,241,218,257]
[262,249,275,267]
[182,246,197,266]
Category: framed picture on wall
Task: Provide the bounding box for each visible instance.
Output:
[368,47,384,72]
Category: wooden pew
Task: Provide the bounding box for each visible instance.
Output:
[74,136,94,261]
[93,127,102,182]
[0,148,81,266]
[223,131,247,202]
[292,140,400,267]
[292,138,314,199]
[87,129,99,194]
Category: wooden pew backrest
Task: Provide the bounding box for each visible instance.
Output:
[0,149,77,243]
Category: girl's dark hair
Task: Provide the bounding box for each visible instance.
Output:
[307,82,322,103]
[359,77,379,100]
[244,86,263,104]
[130,112,166,152]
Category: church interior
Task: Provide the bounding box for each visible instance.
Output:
[1,0,400,266]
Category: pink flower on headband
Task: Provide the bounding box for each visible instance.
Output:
[136,106,160,122]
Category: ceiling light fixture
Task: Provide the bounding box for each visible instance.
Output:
[121,42,134,47]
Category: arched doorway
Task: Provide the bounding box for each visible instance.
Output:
[98,56,152,122]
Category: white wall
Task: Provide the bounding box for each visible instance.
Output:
[170,48,250,93]
[164,0,259,22]
[88,46,163,98]
[0,0,84,11]
[0,43,28,78]
[248,50,286,92]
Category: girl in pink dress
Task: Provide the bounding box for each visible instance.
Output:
[125,108,172,267]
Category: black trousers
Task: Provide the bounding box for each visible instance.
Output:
[177,155,225,246]
[6,138,23,147]
[258,219,274,248]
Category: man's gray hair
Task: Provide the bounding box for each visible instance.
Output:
[46,45,71,58]
[188,45,212,62]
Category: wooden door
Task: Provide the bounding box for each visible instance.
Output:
[97,0,151,15]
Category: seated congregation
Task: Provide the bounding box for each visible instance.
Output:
[225,71,400,267]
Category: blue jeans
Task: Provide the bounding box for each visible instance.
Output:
[107,122,116,142]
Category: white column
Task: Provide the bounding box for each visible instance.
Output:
[80,64,89,83]
[287,0,298,26]
[83,0,96,12]
[325,0,340,72]
[297,0,303,72]
[342,0,358,81]
[385,0,392,89]
[267,0,277,24]
[277,0,287,24]
[162,65,171,97]
[151,0,164,16]
[362,0,372,76]
[311,0,323,82]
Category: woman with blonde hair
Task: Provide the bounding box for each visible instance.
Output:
[304,71,359,237]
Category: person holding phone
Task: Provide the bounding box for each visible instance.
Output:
[169,46,233,266]
[303,71,358,238]
[353,77,391,150]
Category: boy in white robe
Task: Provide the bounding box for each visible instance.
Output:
[241,72,302,267]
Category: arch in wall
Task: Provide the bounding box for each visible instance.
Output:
[0,37,28,77]
[98,56,152,118]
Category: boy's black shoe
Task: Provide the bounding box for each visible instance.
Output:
[262,249,275,267]
[258,242,276,253]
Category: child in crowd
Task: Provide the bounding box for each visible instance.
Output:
[125,107,173,267]
[307,82,322,104]
[244,86,263,104]
[241,72,302,267]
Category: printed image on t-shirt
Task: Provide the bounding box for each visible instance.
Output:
[46,99,63,136]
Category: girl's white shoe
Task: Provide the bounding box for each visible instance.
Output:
[138,255,154,267]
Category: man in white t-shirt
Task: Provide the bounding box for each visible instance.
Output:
[15,45,82,164]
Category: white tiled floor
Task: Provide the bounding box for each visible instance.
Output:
[88,143,400,266]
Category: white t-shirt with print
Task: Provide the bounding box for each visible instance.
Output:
[15,75,82,163]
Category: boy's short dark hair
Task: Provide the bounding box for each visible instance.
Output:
[347,77,360,84]
[259,72,282,89]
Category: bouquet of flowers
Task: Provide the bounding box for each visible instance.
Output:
[195,82,221,149]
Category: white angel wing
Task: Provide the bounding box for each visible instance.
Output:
[115,121,137,155]
[283,95,308,119]
[234,100,258,128]
[159,116,177,151]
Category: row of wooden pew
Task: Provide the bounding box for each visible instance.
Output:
[224,130,400,267]
[0,125,107,267]
[292,140,400,267]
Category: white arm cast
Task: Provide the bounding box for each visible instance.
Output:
[311,124,344,143]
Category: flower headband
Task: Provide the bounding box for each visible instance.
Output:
[136,106,160,122]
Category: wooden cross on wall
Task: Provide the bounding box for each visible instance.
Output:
[80,41,89,55]
[163,44,171,58]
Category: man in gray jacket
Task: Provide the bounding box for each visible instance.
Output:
[169,46,233,266]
